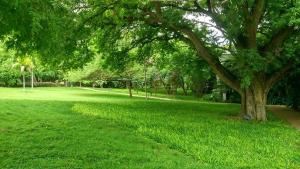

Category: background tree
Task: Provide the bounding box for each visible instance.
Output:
[0,45,63,87]
[0,46,21,87]
[65,55,116,87]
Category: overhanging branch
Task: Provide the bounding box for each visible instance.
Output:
[262,26,294,54]
[178,27,241,93]
[146,1,242,93]
[265,61,295,91]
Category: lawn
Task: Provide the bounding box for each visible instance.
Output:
[0,87,299,169]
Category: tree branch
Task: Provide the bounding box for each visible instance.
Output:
[265,61,295,92]
[76,1,119,31]
[240,0,266,49]
[206,0,213,13]
[262,26,294,54]
[252,0,266,26]
[177,27,241,93]
[145,1,241,93]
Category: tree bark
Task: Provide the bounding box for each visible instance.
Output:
[241,81,268,121]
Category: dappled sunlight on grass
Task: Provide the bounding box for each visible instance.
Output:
[0,99,200,169]
[0,87,299,169]
[72,101,299,169]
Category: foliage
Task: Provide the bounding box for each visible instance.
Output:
[0,50,21,86]
[0,0,93,69]
[0,61,22,87]
[153,42,213,94]
[0,45,63,86]
[268,70,300,110]
[70,0,300,86]
[64,55,117,86]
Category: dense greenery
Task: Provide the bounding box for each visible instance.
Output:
[269,70,300,110]
[64,44,217,98]
[0,88,299,169]
[0,0,299,120]
[64,0,300,121]
[0,51,62,87]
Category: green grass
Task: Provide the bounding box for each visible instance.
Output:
[0,87,299,169]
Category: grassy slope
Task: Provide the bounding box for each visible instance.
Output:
[0,87,299,169]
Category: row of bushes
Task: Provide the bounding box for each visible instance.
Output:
[0,81,64,87]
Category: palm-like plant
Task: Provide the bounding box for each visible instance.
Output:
[13,57,35,89]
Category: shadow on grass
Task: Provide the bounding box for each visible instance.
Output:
[0,99,201,169]
[1,97,299,169]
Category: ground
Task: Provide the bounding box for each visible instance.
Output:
[267,105,300,131]
[0,87,299,169]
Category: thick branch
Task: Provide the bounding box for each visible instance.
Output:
[262,26,294,54]
[147,2,241,93]
[240,0,266,49]
[265,62,295,92]
[152,1,162,16]
[178,28,241,93]
[206,0,213,13]
[252,0,266,26]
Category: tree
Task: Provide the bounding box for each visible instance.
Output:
[120,63,144,97]
[73,0,300,121]
[0,44,62,87]
[153,41,214,96]
[0,47,21,87]
[18,57,34,89]
[65,55,116,87]
[0,0,93,71]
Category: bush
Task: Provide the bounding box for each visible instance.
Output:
[34,82,62,87]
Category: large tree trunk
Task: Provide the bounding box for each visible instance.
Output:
[241,82,268,121]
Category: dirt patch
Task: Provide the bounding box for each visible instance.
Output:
[267,105,300,131]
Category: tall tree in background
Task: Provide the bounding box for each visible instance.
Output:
[74,0,300,121]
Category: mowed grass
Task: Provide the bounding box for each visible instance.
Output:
[0,88,299,169]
